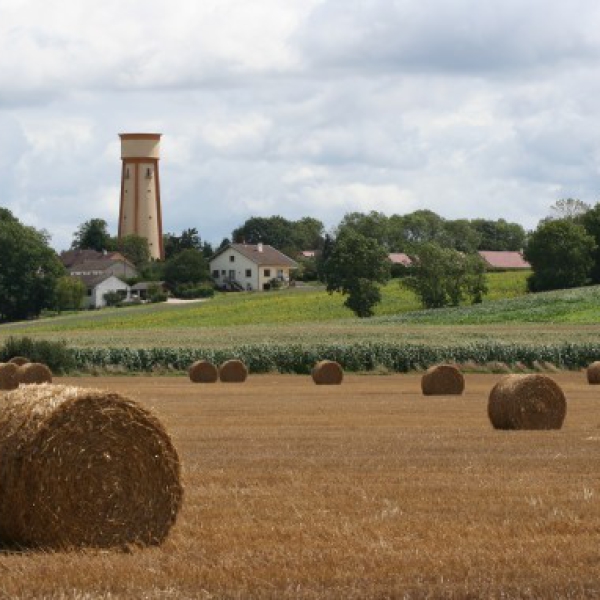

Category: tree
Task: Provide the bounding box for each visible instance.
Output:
[470,219,526,251]
[54,276,85,312]
[116,234,150,268]
[0,209,65,322]
[580,203,600,283]
[322,229,390,317]
[232,216,292,249]
[337,211,389,247]
[163,228,203,260]
[71,218,114,251]
[525,219,596,291]
[549,198,591,220]
[403,244,488,309]
[163,249,210,289]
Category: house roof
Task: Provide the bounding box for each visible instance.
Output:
[211,243,298,267]
[478,251,530,269]
[73,273,126,288]
[60,249,126,268]
[388,253,412,266]
[131,281,165,290]
[68,257,137,273]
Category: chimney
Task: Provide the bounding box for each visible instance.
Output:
[257,242,263,253]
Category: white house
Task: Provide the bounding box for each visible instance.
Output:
[77,274,131,308]
[209,243,298,291]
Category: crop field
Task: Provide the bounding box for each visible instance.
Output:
[3,373,600,598]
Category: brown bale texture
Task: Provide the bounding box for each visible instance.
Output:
[421,364,465,396]
[0,384,183,549]
[8,356,29,366]
[219,359,248,383]
[587,361,600,384]
[188,360,218,383]
[311,360,344,385]
[0,363,19,391]
[17,363,53,385]
[488,374,567,430]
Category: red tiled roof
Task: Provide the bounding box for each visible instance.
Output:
[388,253,412,266]
[212,243,298,267]
[478,251,530,269]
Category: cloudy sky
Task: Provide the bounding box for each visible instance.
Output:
[2,0,600,251]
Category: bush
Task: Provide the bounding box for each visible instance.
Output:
[0,337,75,374]
[174,283,215,299]
[103,291,123,307]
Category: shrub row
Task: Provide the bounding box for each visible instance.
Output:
[69,341,600,374]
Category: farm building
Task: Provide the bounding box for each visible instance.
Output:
[210,243,298,291]
[76,274,130,309]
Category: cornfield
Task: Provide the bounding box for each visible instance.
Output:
[71,341,600,374]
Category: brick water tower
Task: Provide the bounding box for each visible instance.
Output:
[118,133,164,260]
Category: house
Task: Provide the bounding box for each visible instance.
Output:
[210,243,298,291]
[130,281,167,300]
[65,256,139,280]
[76,274,130,308]
[477,251,530,270]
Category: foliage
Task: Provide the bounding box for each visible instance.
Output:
[0,209,65,322]
[163,228,203,260]
[549,198,591,220]
[0,336,75,373]
[147,283,168,303]
[232,215,324,253]
[103,291,123,307]
[403,243,488,308]
[579,202,600,284]
[164,249,210,288]
[117,234,150,267]
[470,218,527,251]
[54,276,85,312]
[322,228,390,317]
[525,219,595,291]
[173,283,215,299]
[71,218,114,252]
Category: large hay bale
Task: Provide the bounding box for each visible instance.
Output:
[421,364,464,396]
[17,363,53,385]
[311,360,344,385]
[0,384,183,549]
[0,363,19,391]
[219,359,248,383]
[487,374,566,430]
[189,360,218,383]
[587,361,600,384]
[8,356,29,366]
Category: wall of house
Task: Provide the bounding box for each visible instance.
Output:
[257,266,291,290]
[210,250,259,290]
[90,277,130,308]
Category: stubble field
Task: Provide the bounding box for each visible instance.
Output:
[2,372,600,598]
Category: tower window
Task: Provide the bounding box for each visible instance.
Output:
[146,167,152,178]
[125,168,130,179]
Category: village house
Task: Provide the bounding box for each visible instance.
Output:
[210,243,298,291]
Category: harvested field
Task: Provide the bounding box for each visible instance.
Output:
[2,372,600,598]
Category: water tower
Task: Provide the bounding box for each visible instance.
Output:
[118,133,164,260]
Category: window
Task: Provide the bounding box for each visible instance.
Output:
[221,270,226,275]
[146,167,152,178]
[212,270,219,278]
[229,255,235,262]
[245,269,252,277]
[125,168,130,179]
[264,269,271,277]
[87,288,92,296]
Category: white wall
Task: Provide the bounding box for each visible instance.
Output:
[210,249,259,290]
[89,276,130,308]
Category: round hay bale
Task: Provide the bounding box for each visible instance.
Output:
[421,364,464,396]
[17,363,53,385]
[188,360,218,383]
[587,361,600,384]
[488,374,566,430]
[8,356,29,366]
[219,359,248,383]
[311,360,344,385]
[0,363,19,391]
[0,384,183,549]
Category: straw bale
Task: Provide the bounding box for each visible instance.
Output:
[0,363,19,391]
[311,360,344,385]
[587,361,600,384]
[188,360,218,383]
[0,384,183,549]
[219,359,248,383]
[17,363,52,385]
[8,356,29,366]
[488,374,566,430]
[421,364,464,396]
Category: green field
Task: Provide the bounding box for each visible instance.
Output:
[2,271,600,351]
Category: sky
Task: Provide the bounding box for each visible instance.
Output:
[2,0,600,251]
